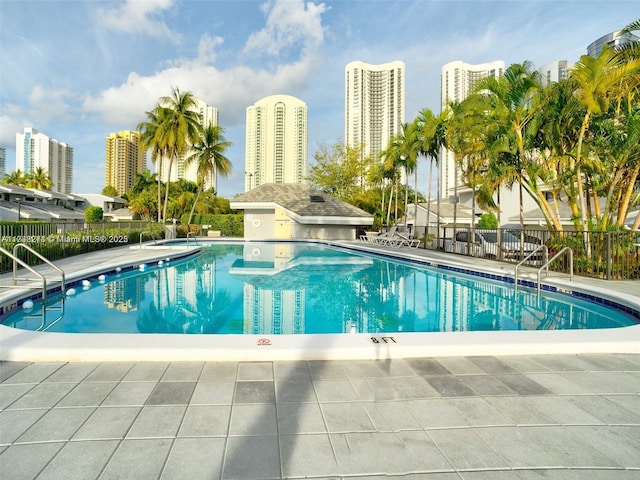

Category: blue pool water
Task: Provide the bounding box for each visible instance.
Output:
[2,242,637,334]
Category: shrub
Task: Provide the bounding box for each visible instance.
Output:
[84,206,103,222]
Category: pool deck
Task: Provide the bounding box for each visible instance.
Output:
[1,241,639,479]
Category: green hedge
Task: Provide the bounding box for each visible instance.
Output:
[179,213,244,237]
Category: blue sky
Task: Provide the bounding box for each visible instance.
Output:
[0,0,637,197]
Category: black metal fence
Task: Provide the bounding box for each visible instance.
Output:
[411,226,640,280]
[0,221,165,274]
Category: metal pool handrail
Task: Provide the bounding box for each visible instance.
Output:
[514,244,548,292]
[536,246,573,295]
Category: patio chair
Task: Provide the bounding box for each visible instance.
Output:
[395,231,421,248]
[372,226,401,246]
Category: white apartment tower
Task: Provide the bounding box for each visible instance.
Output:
[440,60,504,197]
[539,60,573,87]
[16,127,74,194]
[157,97,219,190]
[345,60,405,162]
[244,94,308,192]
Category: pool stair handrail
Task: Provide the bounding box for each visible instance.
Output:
[514,244,548,292]
[536,246,573,296]
[186,231,200,246]
[139,231,157,248]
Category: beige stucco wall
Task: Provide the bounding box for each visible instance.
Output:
[243,209,275,240]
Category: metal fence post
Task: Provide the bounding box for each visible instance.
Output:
[606,232,611,280]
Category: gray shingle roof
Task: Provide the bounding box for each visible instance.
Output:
[232,183,372,219]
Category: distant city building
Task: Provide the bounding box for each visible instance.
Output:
[440,60,504,197]
[588,30,640,57]
[105,130,145,195]
[244,94,308,192]
[0,147,5,179]
[344,60,405,162]
[539,60,573,87]
[15,127,73,194]
[156,97,219,190]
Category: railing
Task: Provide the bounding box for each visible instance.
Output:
[12,243,66,304]
[0,246,48,300]
[514,245,548,292]
[139,231,157,248]
[186,231,199,246]
[536,246,573,295]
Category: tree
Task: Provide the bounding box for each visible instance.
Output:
[2,170,27,186]
[129,169,157,196]
[183,124,232,225]
[102,185,118,196]
[25,166,53,190]
[84,206,103,223]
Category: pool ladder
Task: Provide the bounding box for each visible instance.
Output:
[0,243,66,331]
[514,245,574,295]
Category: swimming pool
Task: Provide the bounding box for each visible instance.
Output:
[2,241,637,335]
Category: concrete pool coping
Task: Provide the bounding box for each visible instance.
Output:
[1,239,639,362]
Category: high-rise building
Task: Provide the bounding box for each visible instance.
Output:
[344,60,405,162]
[539,60,573,87]
[0,147,5,179]
[439,60,504,197]
[244,94,308,192]
[156,97,219,190]
[105,130,145,195]
[588,30,640,57]
[16,127,73,194]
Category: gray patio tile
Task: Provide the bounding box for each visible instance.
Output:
[222,435,281,479]
[126,405,185,438]
[522,396,604,425]
[574,354,640,371]
[145,381,196,405]
[340,359,395,378]
[17,407,94,443]
[559,371,640,394]
[0,409,48,444]
[484,396,556,425]
[492,355,553,373]
[460,471,524,480]
[514,469,631,480]
[178,405,231,437]
[273,361,311,380]
[83,362,133,382]
[604,394,640,422]
[457,374,518,396]
[0,383,35,409]
[449,397,513,426]
[366,375,441,401]
[331,430,452,475]
[467,356,519,374]
[228,403,277,435]
[359,475,460,480]
[493,374,551,395]
[8,383,76,409]
[523,425,623,468]
[101,381,155,406]
[43,362,98,383]
[429,428,509,470]
[565,395,640,424]
[279,433,339,477]
[366,401,422,431]
[425,375,477,397]
[3,363,62,384]
[57,381,117,407]
[276,378,316,403]
[237,361,273,381]
[233,380,275,404]
[0,362,30,383]
[404,398,470,429]
[313,379,369,402]
[100,438,172,480]
[161,437,226,480]
[435,356,486,375]
[161,362,203,382]
[320,402,378,433]
[571,425,640,468]
[73,406,140,439]
[122,362,168,381]
[277,402,328,434]
[406,358,452,375]
[526,373,591,394]
[530,354,601,372]
[36,439,119,480]
[0,442,64,480]
[190,381,235,405]
[307,360,347,380]
[199,362,238,382]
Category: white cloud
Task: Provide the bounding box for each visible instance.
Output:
[28,86,74,123]
[0,108,25,146]
[244,0,328,56]
[98,0,181,43]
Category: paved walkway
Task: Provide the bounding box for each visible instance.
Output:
[1,354,640,479]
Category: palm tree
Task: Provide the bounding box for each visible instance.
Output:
[130,169,157,196]
[2,170,27,186]
[618,18,640,60]
[157,87,201,223]
[25,166,53,190]
[183,124,233,225]
[570,46,640,240]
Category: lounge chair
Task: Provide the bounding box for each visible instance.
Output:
[395,231,421,248]
[371,226,400,246]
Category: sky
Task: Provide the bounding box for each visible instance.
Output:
[0,0,638,198]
